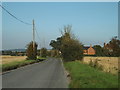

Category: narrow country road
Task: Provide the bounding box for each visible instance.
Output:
[2,58,68,88]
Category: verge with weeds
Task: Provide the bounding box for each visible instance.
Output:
[64,61,118,88]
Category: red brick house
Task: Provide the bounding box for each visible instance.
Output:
[83,45,95,55]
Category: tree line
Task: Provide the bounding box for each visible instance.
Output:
[93,36,120,57]
[26,42,60,60]
[3,25,119,61]
[26,25,83,61]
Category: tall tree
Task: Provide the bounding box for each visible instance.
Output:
[93,45,104,56]
[50,25,83,61]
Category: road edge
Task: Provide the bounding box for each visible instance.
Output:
[1,59,48,75]
[60,59,70,88]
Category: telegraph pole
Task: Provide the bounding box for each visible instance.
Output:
[32,19,35,52]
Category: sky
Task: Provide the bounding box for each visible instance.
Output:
[2,2,118,50]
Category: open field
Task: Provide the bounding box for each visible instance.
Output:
[64,61,118,88]
[0,55,27,64]
[83,57,119,74]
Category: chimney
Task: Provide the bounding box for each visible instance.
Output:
[104,43,106,47]
[90,44,92,48]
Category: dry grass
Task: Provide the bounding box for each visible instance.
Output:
[0,55,27,64]
[83,57,119,74]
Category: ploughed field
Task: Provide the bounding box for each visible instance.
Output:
[83,57,119,74]
[0,55,27,64]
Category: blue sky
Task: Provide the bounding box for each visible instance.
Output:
[2,2,118,49]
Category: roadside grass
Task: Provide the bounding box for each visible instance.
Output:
[64,61,118,88]
[2,56,47,72]
[2,60,38,72]
[37,56,46,60]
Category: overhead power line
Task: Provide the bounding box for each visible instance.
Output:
[34,26,42,48]
[35,27,41,42]
[0,5,32,25]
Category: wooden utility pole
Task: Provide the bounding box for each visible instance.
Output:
[32,19,35,52]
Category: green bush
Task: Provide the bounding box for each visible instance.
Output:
[61,38,83,62]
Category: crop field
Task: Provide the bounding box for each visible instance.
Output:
[83,57,119,74]
[0,55,27,64]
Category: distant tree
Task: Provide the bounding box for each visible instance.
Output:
[47,50,52,57]
[93,45,104,56]
[11,51,18,56]
[103,48,110,56]
[2,51,12,55]
[51,49,60,57]
[1,51,4,55]
[40,48,47,58]
[37,49,40,56]
[26,41,38,60]
[107,37,120,56]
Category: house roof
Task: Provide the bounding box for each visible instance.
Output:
[83,46,90,50]
[83,46,95,50]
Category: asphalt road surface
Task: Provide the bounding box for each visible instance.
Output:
[2,58,68,88]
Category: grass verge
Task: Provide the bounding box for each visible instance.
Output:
[2,57,47,72]
[64,61,118,88]
[2,60,38,72]
[37,56,46,60]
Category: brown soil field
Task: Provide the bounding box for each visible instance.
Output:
[83,57,119,74]
[0,55,27,64]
